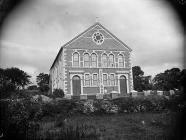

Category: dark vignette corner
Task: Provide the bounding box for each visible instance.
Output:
[0,0,24,31]
[164,1,186,139]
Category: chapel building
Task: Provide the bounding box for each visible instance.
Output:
[49,22,133,99]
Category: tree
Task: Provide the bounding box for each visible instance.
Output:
[180,69,186,92]
[0,68,16,94]
[4,67,31,89]
[132,66,144,91]
[132,66,144,78]
[132,66,152,91]
[0,67,31,98]
[1,67,31,89]
[153,68,181,91]
[36,73,49,92]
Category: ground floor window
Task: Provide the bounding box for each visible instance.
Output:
[103,74,108,86]
[84,74,90,86]
[92,74,98,86]
[110,74,115,86]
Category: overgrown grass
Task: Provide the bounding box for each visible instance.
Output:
[34,112,183,140]
[1,92,185,140]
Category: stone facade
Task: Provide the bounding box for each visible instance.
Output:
[49,22,133,98]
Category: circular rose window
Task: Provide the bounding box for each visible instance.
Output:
[92,32,104,45]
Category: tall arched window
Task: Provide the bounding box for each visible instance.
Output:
[118,54,124,67]
[91,53,97,67]
[109,54,114,67]
[73,52,79,67]
[102,54,107,67]
[84,53,89,67]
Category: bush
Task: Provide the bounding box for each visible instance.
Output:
[27,85,38,90]
[41,99,78,118]
[39,84,50,92]
[1,98,41,139]
[0,83,16,99]
[94,100,119,114]
[112,94,186,113]
[52,89,65,98]
[112,97,135,113]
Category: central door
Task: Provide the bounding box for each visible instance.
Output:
[120,75,127,94]
[72,75,81,96]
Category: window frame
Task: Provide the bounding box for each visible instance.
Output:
[92,73,98,86]
[84,73,91,86]
[91,53,97,68]
[109,53,115,68]
[103,73,108,86]
[102,53,108,68]
[72,52,80,67]
[109,73,115,86]
[83,53,90,67]
[118,54,124,68]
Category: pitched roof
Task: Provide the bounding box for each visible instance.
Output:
[50,22,132,70]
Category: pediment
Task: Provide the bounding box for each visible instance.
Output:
[63,23,132,51]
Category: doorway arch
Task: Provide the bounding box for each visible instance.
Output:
[72,75,81,96]
[120,75,127,94]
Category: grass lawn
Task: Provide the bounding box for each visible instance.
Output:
[38,112,183,140]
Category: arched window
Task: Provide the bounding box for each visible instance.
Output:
[91,53,97,67]
[102,54,107,67]
[73,52,79,67]
[118,54,124,67]
[84,53,89,67]
[109,54,114,67]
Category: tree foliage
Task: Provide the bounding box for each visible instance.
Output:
[4,67,31,89]
[0,67,31,90]
[36,73,49,92]
[180,69,186,90]
[153,68,183,91]
[132,66,152,91]
[0,67,31,98]
[132,66,144,78]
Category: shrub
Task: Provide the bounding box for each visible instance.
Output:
[167,93,186,111]
[1,98,41,139]
[39,84,50,92]
[112,96,171,113]
[112,97,135,113]
[93,100,119,114]
[27,85,38,90]
[41,102,59,117]
[0,83,16,99]
[52,89,65,98]
[41,99,78,118]
[80,100,97,114]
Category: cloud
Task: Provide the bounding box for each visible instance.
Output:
[0,0,184,84]
[0,40,54,74]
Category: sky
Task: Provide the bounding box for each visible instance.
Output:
[0,0,185,85]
